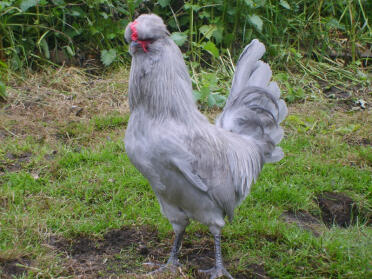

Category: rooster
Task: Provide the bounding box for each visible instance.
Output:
[124,14,287,279]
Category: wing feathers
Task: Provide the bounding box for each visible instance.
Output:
[171,157,209,192]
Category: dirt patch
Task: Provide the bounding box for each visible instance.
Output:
[0,151,32,174]
[315,192,358,227]
[182,238,214,270]
[281,210,323,237]
[6,151,32,162]
[0,129,7,139]
[318,80,370,111]
[236,264,270,279]
[49,226,160,278]
[47,226,270,278]
[343,136,371,147]
[0,257,30,279]
[323,85,351,100]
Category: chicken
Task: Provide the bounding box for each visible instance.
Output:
[124,14,287,279]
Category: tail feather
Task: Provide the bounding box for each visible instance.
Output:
[229,40,266,99]
[216,39,288,163]
[247,61,272,87]
[278,99,288,123]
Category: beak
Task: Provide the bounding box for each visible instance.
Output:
[130,41,140,48]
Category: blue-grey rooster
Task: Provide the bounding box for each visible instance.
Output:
[124,14,287,279]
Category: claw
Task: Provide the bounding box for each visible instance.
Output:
[146,259,182,276]
[145,229,185,276]
[147,263,180,276]
[197,233,234,278]
[199,266,234,279]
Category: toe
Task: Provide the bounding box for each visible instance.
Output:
[147,262,180,275]
[198,266,234,279]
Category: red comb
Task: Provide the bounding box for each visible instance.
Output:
[130,20,139,42]
[129,20,149,53]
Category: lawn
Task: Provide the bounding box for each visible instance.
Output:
[0,66,371,279]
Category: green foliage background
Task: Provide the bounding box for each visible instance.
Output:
[1,0,371,70]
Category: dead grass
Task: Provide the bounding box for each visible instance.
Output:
[0,67,130,144]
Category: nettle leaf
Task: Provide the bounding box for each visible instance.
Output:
[326,17,345,30]
[100,12,109,19]
[214,94,227,108]
[69,7,85,17]
[184,3,201,12]
[170,32,188,46]
[199,25,216,40]
[198,10,210,19]
[200,87,210,99]
[245,0,266,8]
[280,0,291,10]
[158,0,170,8]
[107,33,116,40]
[52,0,65,5]
[204,72,219,90]
[248,14,263,32]
[207,94,217,108]
[245,0,254,7]
[212,27,223,44]
[192,90,202,101]
[20,0,39,11]
[101,49,117,66]
[203,41,219,58]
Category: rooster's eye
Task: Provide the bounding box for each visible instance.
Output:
[133,40,151,52]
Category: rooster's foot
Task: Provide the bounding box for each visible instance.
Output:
[198,265,234,279]
[145,259,181,276]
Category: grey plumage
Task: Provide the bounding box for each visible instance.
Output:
[124,14,287,278]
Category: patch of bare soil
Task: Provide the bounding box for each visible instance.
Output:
[48,226,159,278]
[237,264,270,279]
[0,257,30,279]
[343,136,371,147]
[315,192,360,227]
[281,210,323,237]
[45,226,269,279]
[0,151,32,175]
[318,80,370,112]
[0,67,129,144]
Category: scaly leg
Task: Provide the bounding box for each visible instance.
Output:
[166,229,184,266]
[147,223,186,275]
[199,233,233,279]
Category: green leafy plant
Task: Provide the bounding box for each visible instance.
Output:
[1,0,371,73]
[101,49,117,66]
[0,0,131,69]
[192,72,227,109]
[275,72,306,103]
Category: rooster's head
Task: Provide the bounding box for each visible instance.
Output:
[125,14,170,54]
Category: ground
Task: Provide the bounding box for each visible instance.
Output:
[0,65,371,279]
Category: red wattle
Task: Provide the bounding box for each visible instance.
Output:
[130,20,148,53]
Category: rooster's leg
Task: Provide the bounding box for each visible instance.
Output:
[147,223,186,274]
[166,229,184,265]
[199,232,234,279]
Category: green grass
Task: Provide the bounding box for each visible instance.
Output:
[0,67,371,278]
[1,127,371,278]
